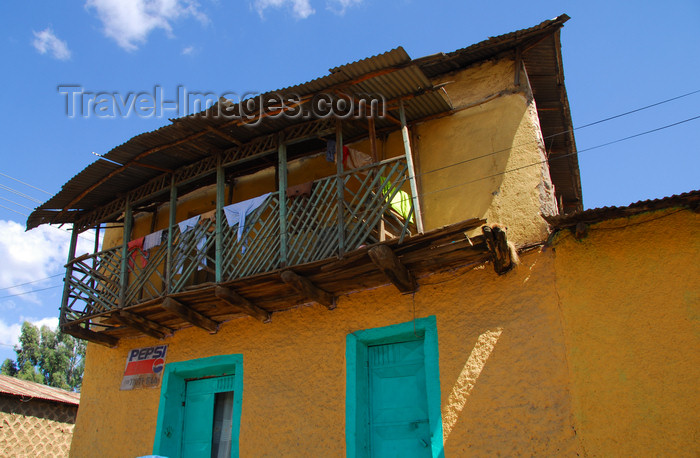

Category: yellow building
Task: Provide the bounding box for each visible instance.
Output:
[26,14,699,457]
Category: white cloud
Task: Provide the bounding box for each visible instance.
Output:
[254,0,315,19]
[0,220,94,300]
[32,28,72,60]
[182,45,195,55]
[326,0,361,15]
[86,0,208,51]
[0,317,60,348]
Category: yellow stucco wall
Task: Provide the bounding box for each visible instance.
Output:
[71,249,579,457]
[553,208,700,456]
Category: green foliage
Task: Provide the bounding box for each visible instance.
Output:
[0,321,86,391]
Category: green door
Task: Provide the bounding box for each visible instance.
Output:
[368,339,432,457]
[182,375,236,458]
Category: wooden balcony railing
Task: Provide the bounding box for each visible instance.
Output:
[61,157,416,326]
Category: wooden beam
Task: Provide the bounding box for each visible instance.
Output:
[482,225,513,275]
[161,297,219,333]
[215,286,271,323]
[63,324,118,348]
[206,125,243,146]
[280,270,335,309]
[368,244,416,293]
[113,310,172,339]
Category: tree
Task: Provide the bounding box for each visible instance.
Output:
[1,321,86,391]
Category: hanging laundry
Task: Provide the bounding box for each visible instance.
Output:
[381,177,414,223]
[178,215,200,233]
[326,139,336,162]
[343,147,372,170]
[224,193,271,242]
[127,237,147,269]
[143,230,163,251]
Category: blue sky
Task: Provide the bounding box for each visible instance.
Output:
[0,1,698,362]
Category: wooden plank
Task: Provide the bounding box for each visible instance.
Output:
[63,324,119,348]
[368,244,416,293]
[161,297,219,333]
[398,100,424,234]
[280,270,335,309]
[215,286,271,323]
[114,310,172,339]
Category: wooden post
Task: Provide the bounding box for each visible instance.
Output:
[119,199,133,307]
[166,176,177,293]
[278,133,288,267]
[59,228,79,326]
[335,120,345,256]
[215,156,225,283]
[368,116,378,163]
[399,100,424,234]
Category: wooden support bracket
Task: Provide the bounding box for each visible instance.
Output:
[482,225,514,275]
[215,286,271,323]
[114,310,172,340]
[63,324,119,348]
[280,270,335,309]
[368,244,416,293]
[161,297,219,333]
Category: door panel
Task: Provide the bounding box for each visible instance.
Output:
[182,378,217,457]
[369,339,431,457]
[182,375,236,458]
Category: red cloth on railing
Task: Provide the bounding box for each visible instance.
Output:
[127,237,147,269]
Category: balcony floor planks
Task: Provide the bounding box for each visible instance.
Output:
[97,218,489,339]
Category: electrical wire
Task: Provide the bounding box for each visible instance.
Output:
[0,184,42,204]
[0,171,52,195]
[416,88,700,181]
[0,274,64,292]
[0,285,61,300]
[0,196,33,211]
[416,114,700,199]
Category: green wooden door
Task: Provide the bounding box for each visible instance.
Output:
[368,339,432,457]
[182,375,236,458]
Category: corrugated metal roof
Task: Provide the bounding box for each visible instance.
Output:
[0,374,80,405]
[546,190,700,228]
[27,15,580,230]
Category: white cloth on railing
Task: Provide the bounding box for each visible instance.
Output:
[143,229,163,251]
[178,215,200,233]
[224,193,271,242]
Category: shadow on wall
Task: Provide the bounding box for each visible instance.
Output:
[442,327,503,443]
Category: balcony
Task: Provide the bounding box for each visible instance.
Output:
[59,155,495,345]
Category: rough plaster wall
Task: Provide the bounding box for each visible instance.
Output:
[0,397,77,457]
[71,250,578,457]
[553,209,700,456]
[419,59,555,246]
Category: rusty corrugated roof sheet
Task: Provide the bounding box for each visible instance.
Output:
[546,190,700,228]
[0,374,80,405]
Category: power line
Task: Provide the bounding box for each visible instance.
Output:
[0,285,61,300]
[0,204,27,218]
[0,196,33,211]
[0,274,63,292]
[417,88,700,180]
[0,171,52,195]
[418,114,700,199]
[576,89,700,130]
[0,183,42,204]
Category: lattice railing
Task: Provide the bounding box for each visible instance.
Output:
[64,247,122,322]
[61,157,414,325]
